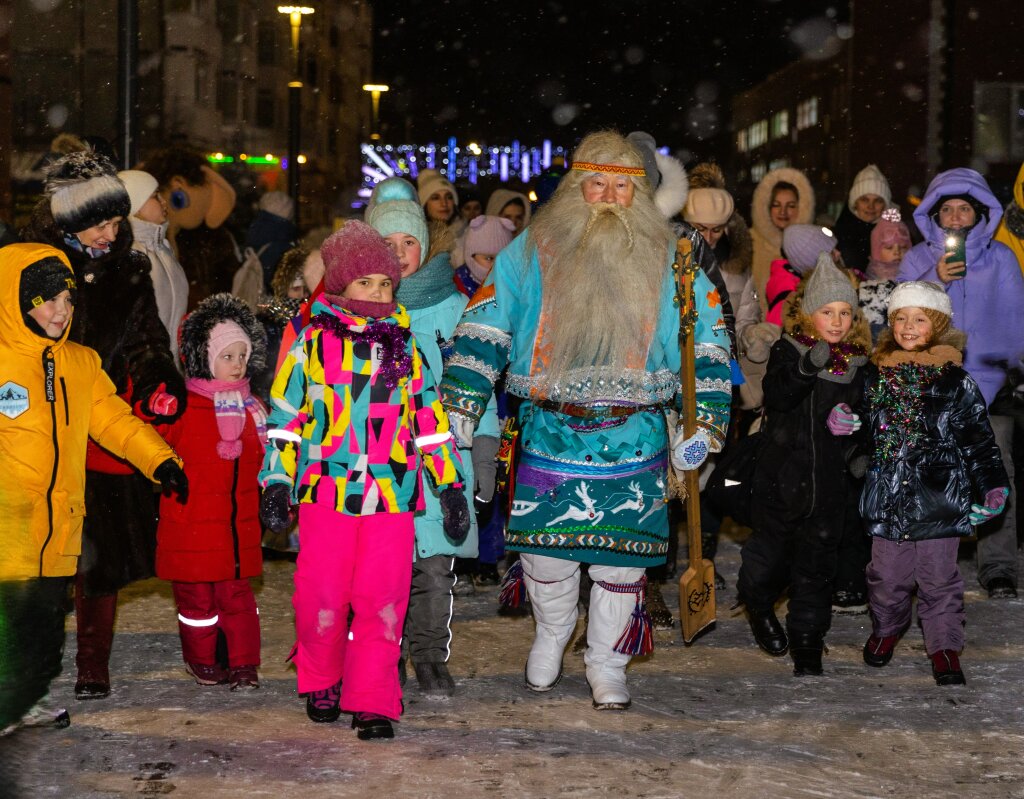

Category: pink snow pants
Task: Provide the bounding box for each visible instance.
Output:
[172,580,261,667]
[294,499,415,721]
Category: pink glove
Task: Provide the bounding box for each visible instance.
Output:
[826,403,861,436]
[148,382,179,417]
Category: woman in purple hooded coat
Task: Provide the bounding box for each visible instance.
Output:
[898,167,1024,599]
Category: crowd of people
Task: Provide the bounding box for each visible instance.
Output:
[1,128,1023,742]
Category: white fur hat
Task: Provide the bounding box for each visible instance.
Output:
[886,281,952,318]
[117,170,159,217]
[848,164,892,211]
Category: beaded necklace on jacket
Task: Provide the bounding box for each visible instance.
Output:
[310,314,412,391]
[791,331,867,377]
[869,361,950,464]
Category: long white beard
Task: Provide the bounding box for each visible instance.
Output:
[531,196,671,395]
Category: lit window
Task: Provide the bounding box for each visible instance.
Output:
[974,82,1024,162]
[771,110,789,139]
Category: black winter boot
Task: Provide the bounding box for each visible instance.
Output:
[789,630,824,676]
[746,608,788,656]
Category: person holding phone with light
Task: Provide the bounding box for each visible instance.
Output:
[898,168,1024,599]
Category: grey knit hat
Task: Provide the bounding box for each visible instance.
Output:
[45,150,130,234]
[802,252,858,314]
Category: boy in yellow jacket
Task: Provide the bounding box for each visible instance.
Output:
[0,243,187,735]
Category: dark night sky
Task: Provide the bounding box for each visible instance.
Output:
[370,0,850,157]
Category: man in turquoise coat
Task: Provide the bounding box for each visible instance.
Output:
[441,131,731,709]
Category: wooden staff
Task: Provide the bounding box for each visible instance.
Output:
[675,237,716,643]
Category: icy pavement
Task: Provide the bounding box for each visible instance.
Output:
[4,527,1024,798]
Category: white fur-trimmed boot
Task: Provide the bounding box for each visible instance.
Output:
[585,577,640,710]
[522,557,580,692]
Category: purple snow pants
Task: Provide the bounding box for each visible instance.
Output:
[294,495,415,721]
[865,536,964,655]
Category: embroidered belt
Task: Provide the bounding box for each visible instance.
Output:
[532,399,668,420]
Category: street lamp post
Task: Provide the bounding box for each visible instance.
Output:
[362,84,389,141]
[277,5,314,220]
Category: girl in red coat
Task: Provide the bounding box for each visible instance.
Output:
[159,294,268,690]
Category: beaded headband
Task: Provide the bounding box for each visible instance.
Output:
[570,161,646,177]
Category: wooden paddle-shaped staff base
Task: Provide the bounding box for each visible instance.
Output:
[673,237,717,643]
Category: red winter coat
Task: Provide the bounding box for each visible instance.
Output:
[156,392,264,582]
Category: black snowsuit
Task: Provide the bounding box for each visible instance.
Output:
[737,335,871,637]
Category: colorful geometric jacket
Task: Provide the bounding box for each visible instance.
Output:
[259,299,463,516]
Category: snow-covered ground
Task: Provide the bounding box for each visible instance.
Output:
[4,525,1024,798]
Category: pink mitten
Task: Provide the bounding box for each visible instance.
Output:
[148,382,178,417]
[826,403,861,436]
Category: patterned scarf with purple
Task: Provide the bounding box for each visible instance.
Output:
[185,377,268,459]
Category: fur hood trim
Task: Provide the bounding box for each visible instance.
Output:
[750,167,815,246]
[721,213,754,275]
[873,326,967,367]
[687,162,726,190]
[782,268,872,353]
[654,152,688,218]
[179,292,268,379]
[426,218,455,262]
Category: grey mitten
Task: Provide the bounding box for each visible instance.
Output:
[260,483,295,534]
[472,435,500,503]
[741,322,779,363]
[440,487,471,545]
[800,339,831,373]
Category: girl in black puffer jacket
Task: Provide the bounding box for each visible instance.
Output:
[860,281,1008,686]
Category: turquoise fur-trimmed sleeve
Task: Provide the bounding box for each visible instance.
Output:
[440,236,524,424]
[690,268,732,451]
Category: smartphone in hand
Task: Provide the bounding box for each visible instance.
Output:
[944,230,967,271]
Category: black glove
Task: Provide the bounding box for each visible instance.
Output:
[440,487,471,545]
[848,454,870,480]
[800,339,831,374]
[260,483,295,534]
[154,458,189,504]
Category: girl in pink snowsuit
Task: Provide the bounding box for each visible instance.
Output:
[259,221,468,740]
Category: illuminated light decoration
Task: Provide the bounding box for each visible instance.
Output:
[356,139,571,206]
[246,155,280,165]
[280,157,289,170]
[447,137,457,182]
[297,154,307,164]
[362,164,389,182]
[528,190,538,202]
[207,153,234,163]
[361,143,395,176]
[357,187,373,197]
[542,140,552,169]
[511,140,520,169]
[239,153,248,161]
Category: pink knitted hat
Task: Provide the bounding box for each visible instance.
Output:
[207,319,252,376]
[870,208,912,262]
[321,219,402,297]
[465,215,515,259]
